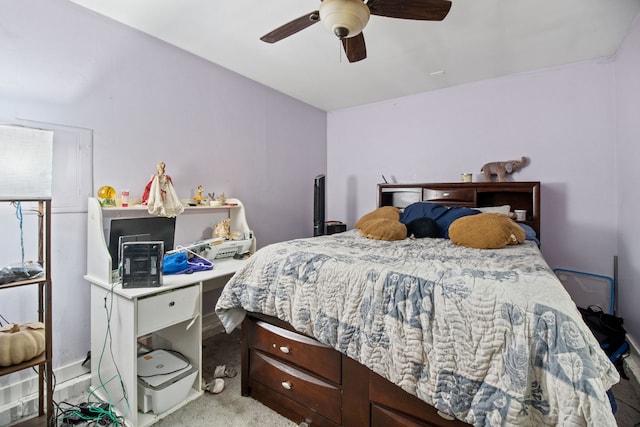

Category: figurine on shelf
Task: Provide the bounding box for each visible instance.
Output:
[193,185,207,205]
[213,218,241,240]
[97,185,116,207]
[141,161,184,218]
[219,192,227,205]
[208,192,223,207]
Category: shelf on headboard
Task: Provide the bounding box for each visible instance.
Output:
[378,182,541,240]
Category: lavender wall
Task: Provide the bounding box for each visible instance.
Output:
[615,16,640,345]
[0,0,326,377]
[327,30,640,342]
[328,60,617,275]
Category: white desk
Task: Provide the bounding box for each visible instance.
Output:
[86,257,249,299]
[87,260,243,427]
[85,198,255,427]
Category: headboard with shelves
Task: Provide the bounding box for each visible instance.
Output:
[378,182,541,240]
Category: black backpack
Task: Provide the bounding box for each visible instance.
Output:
[578,305,629,378]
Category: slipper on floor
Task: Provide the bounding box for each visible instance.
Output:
[203,378,225,394]
[214,364,237,378]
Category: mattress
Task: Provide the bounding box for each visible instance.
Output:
[216,230,619,426]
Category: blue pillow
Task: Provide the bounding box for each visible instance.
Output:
[400,202,480,239]
[518,223,540,246]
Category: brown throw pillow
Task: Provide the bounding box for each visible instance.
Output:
[355,206,401,229]
[358,218,407,241]
[449,213,526,249]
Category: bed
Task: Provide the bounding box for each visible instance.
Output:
[215,183,619,427]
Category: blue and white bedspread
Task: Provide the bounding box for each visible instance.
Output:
[215,230,619,426]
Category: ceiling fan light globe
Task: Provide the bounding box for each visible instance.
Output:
[319,0,370,39]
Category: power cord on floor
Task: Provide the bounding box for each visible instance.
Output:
[53,400,124,426]
[85,283,131,420]
[50,285,129,426]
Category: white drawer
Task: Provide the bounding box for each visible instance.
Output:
[137,286,200,336]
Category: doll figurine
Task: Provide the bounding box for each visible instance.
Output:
[141,162,184,217]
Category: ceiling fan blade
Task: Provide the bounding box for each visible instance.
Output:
[342,33,367,63]
[260,11,321,43]
[367,0,452,21]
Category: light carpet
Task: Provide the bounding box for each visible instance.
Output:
[153,328,296,427]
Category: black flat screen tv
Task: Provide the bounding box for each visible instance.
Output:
[314,174,325,237]
[108,216,176,269]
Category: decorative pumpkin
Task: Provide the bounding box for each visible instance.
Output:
[0,322,46,367]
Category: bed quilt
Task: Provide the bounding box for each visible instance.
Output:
[215,230,619,426]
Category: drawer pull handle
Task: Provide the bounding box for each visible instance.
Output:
[442,192,451,197]
[281,381,293,390]
[169,301,175,307]
[437,410,455,421]
[279,346,290,354]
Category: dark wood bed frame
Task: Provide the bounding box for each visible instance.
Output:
[240,182,541,427]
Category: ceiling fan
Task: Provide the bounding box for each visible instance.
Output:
[260,0,452,63]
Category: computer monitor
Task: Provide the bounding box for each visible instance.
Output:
[108,216,176,270]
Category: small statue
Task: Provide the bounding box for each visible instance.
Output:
[219,192,227,205]
[194,185,206,204]
[213,218,241,240]
[141,161,184,217]
[480,157,528,182]
[213,218,231,239]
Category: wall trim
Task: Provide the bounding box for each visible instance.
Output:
[0,360,90,426]
[624,336,640,398]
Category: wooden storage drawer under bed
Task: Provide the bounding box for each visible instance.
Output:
[246,319,341,383]
[370,371,467,427]
[247,380,341,427]
[242,313,470,427]
[249,351,342,424]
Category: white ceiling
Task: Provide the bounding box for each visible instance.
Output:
[69,0,639,111]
